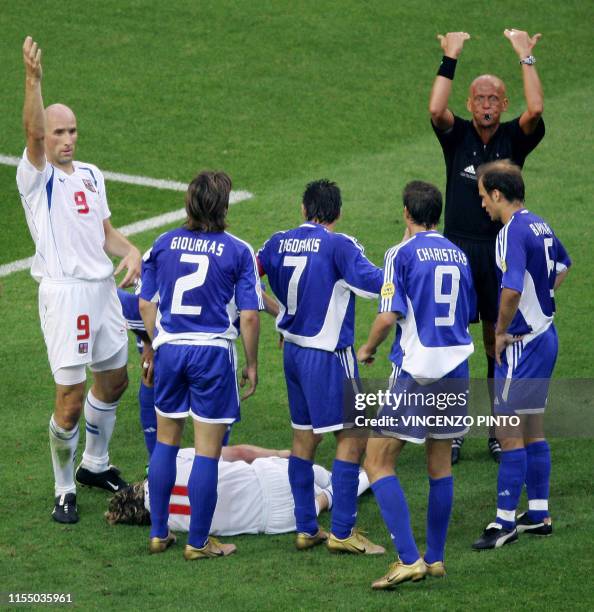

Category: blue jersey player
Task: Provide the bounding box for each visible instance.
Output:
[472,161,570,550]
[117,288,158,460]
[357,181,475,589]
[258,179,385,554]
[139,171,263,560]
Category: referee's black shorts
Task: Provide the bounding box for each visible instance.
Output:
[447,236,498,323]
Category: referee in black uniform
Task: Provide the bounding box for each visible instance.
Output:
[429,29,545,463]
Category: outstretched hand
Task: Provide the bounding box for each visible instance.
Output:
[504,29,542,59]
[437,32,471,59]
[23,36,42,80]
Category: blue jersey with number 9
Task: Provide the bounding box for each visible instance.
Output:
[140,227,264,349]
[380,231,476,380]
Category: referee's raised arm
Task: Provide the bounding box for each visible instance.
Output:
[503,29,544,134]
[429,32,470,131]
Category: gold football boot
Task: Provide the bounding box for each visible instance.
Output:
[183,537,237,560]
[149,530,177,554]
[295,528,329,550]
[372,557,427,589]
[327,528,386,555]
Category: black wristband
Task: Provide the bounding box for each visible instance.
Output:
[437,55,457,80]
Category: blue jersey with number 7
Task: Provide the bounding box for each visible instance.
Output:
[257,222,383,351]
[140,227,264,349]
[380,231,476,380]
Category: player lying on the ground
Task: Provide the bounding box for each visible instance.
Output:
[106,446,370,535]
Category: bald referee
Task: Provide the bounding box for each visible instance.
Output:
[428,29,545,463]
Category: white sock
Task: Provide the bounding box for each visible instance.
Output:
[357,469,370,496]
[81,390,118,473]
[49,416,79,496]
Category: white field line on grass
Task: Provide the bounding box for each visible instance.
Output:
[0,155,253,278]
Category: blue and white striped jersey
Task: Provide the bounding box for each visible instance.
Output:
[258,223,383,351]
[380,231,475,380]
[140,228,264,349]
[496,209,571,337]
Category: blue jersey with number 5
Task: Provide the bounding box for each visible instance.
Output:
[140,228,264,349]
[257,223,383,351]
[381,231,476,380]
[496,209,571,337]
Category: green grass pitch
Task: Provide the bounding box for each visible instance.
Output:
[0,1,592,609]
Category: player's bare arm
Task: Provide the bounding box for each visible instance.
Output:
[494,287,523,365]
[554,267,569,290]
[429,32,470,131]
[357,312,398,364]
[239,309,260,400]
[139,298,158,343]
[103,220,142,287]
[140,340,154,386]
[504,29,544,134]
[22,36,45,170]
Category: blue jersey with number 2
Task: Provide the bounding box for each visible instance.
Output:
[140,227,264,349]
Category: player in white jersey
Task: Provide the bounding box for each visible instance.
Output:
[16,37,142,524]
[105,446,371,534]
[472,161,571,550]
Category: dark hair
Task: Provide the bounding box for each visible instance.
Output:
[302,179,342,224]
[478,161,525,202]
[185,171,232,232]
[402,181,442,228]
[104,482,150,526]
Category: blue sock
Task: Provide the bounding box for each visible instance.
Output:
[371,476,419,564]
[496,448,527,529]
[525,440,551,522]
[331,459,360,539]
[188,455,219,549]
[148,441,179,538]
[288,456,317,535]
[425,476,453,564]
[139,381,157,458]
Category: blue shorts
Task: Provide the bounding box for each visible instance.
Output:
[495,325,558,415]
[284,342,359,434]
[154,342,240,424]
[377,360,470,443]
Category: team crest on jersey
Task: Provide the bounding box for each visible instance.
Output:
[82,179,96,193]
[78,342,89,354]
[381,282,395,299]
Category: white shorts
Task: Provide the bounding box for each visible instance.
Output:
[253,457,332,534]
[39,277,128,380]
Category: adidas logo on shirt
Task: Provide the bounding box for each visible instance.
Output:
[464,164,476,175]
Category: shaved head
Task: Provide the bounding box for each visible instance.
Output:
[469,74,506,97]
[45,103,76,128]
[466,74,508,130]
[43,103,78,168]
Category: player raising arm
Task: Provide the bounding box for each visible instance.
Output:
[17,36,141,524]
[258,179,385,555]
[139,171,263,560]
